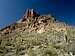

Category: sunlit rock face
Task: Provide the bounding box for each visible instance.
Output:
[0,9,75,56]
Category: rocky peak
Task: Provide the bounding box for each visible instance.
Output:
[0,9,65,34]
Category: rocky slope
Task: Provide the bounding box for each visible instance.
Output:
[0,9,75,56]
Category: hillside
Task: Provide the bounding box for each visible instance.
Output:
[0,9,75,56]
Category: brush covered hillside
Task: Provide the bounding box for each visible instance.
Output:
[0,9,75,56]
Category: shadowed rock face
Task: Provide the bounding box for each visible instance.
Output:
[0,9,75,56]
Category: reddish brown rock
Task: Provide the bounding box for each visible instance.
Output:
[25,9,40,18]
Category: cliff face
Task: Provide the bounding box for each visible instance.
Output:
[0,9,75,56]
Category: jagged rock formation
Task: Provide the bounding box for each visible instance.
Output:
[0,9,75,56]
[25,9,40,18]
[17,9,40,23]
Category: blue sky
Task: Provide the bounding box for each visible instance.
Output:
[0,0,74,28]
